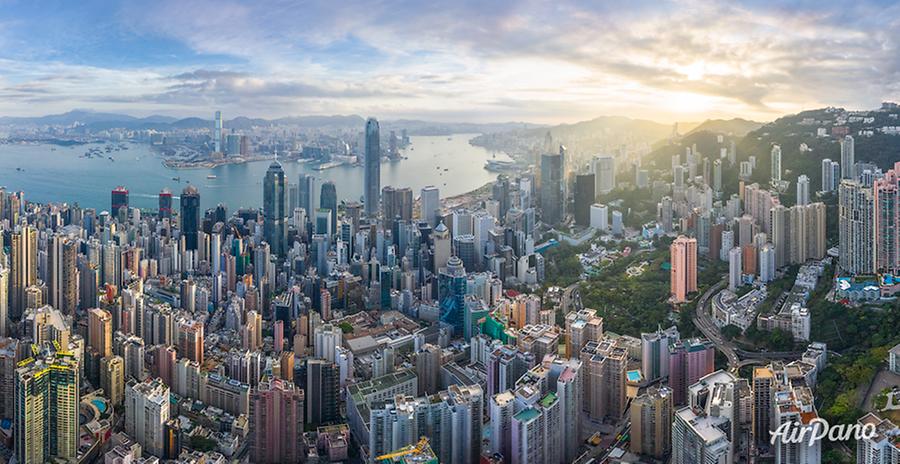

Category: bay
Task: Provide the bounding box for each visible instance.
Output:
[0,134,510,212]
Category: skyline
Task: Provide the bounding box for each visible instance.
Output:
[2,0,900,124]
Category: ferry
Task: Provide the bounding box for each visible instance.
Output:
[207,174,217,179]
[484,159,517,172]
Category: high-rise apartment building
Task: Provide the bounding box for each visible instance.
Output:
[125,377,170,457]
[841,135,855,180]
[839,180,875,275]
[631,386,673,459]
[15,353,80,463]
[670,236,698,303]
[874,162,900,274]
[250,377,305,464]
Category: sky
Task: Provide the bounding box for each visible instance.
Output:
[1,0,899,124]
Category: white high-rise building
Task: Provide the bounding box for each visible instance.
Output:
[771,145,782,183]
[641,326,680,382]
[839,180,875,275]
[841,135,855,180]
[728,247,742,291]
[796,175,809,206]
[821,159,839,192]
[314,324,342,363]
[592,156,616,194]
[720,230,734,262]
[590,203,609,231]
[125,377,170,457]
[759,244,776,283]
[856,413,899,464]
[774,387,821,464]
[611,210,624,236]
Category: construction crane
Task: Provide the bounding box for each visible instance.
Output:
[375,437,430,462]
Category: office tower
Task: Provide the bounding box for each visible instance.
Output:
[728,247,742,291]
[453,234,477,272]
[382,186,413,231]
[592,155,616,194]
[590,203,609,231]
[574,174,595,227]
[318,181,338,235]
[88,308,112,358]
[416,343,442,395]
[839,180,875,275]
[841,135,855,179]
[48,235,77,317]
[250,377,305,464]
[770,204,790,268]
[101,355,125,406]
[875,163,900,274]
[111,186,129,213]
[438,256,467,336]
[796,175,809,205]
[580,339,628,421]
[668,339,715,405]
[670,236,698,303]
[15,353,80,463]
[299,174,318,215]
[213,111,223,152]
[180,185,200,250]
[611,210,623,236]
[125,378,170,457]
[540,152,563,225]
[420,185,441,226]
[364,117,381,216]
[306,359,340,426]
[263,161,288,256]
[433,222,451,273]
[158,188,173,219]
[770,145,782,183]
[631,386,673,459]
[10,225,37,320]
[640,325,680,382]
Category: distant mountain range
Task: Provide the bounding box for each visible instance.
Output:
[684,118,764,137]
[0,110,543,135]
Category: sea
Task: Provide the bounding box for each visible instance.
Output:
[0,134,511,212]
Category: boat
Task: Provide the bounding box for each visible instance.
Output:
[207,174,217,179]
[172,177,181,181]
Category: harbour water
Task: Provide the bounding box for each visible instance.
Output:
[0,134,511,212]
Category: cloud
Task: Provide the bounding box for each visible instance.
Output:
[1,0,899,122]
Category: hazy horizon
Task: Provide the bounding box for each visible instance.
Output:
[2,0,899,124]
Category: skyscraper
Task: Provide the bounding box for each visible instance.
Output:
[10,225,37,320]
[181,185,200,251]
[364,117,381,216]
[382,186,413,232]
[15,353,80,464]
[48,235,77,317]
[159,188,173,219]
[770,145,782,184]
[841,135,855,180]
[821,159,839,193]
[874,162,900,274]
[111,186,129,213]
[250,377,305,464]
[796,174,809,205]
[420,185,441,226]
[728,247,742,291]
[574,174,595,227]
[592,155,616,194]
[299,174,318,215]
[438,255,467,336]
[670,236,698,303]
[839,180,875,275]
[416,343,442,395]
[540,152,563,225]
[320,181,338,235]
[88,308,113,358]
[263,161,288,256]
[213,110,223,153]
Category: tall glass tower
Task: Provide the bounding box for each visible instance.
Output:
[180,185,200,251]
[364,117,381,217]
[320,181,337,235]
[264,161,287,256]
